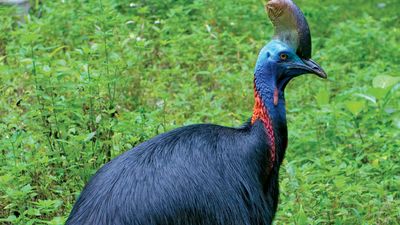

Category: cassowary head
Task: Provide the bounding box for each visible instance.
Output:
[255,0,327,95]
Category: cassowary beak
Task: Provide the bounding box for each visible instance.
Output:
[301,58,327,78]
[286,58,327,79]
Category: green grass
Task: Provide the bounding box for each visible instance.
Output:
[0,0,399,224]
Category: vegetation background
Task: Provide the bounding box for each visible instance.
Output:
[0,0,399,224]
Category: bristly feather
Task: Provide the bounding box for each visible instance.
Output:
[66,122,279,225]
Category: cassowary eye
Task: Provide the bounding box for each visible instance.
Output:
[280,53,288,61]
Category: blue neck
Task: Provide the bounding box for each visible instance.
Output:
[254,62,288,165]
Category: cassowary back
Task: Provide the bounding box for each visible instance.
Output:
[66,121,278,225]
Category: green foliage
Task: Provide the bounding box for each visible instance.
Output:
[0,0,399,224]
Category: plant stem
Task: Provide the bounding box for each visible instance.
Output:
[31,46,55,152]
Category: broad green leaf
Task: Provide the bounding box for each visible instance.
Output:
[393,118,400,129]
[25,208,41,216]
[96,114,102,123]
[367,87,388,100]
[50,46,68,58]
[345,101,365,116]
[297,205,308,225]
[48,217,65,225]
[334,177,346,188]
[316,88,330,106]
[0,215,17,222]
[84,131,96,142]
[355,93,376,104]
[372,75,400,89]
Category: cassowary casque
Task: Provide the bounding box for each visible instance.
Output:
[66,0,327,224]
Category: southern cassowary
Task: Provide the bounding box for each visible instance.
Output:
[66,0,327,224]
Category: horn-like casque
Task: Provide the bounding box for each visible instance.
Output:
[266,0,312,59]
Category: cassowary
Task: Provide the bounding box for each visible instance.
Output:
[66,0,327,224]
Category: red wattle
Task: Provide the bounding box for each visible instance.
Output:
[251,87,276,169]
[273,88,278,106]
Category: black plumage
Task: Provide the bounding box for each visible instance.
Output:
[66,120,286,225]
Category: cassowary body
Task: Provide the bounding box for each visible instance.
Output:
[66,0,327,224]
[67,120,284,225]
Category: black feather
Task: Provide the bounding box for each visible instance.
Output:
[66,120,282,225]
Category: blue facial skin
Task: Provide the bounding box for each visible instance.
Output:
[255,40,310,92]
[253,39,326,128]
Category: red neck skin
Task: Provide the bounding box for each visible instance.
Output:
[251,87,276,170]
